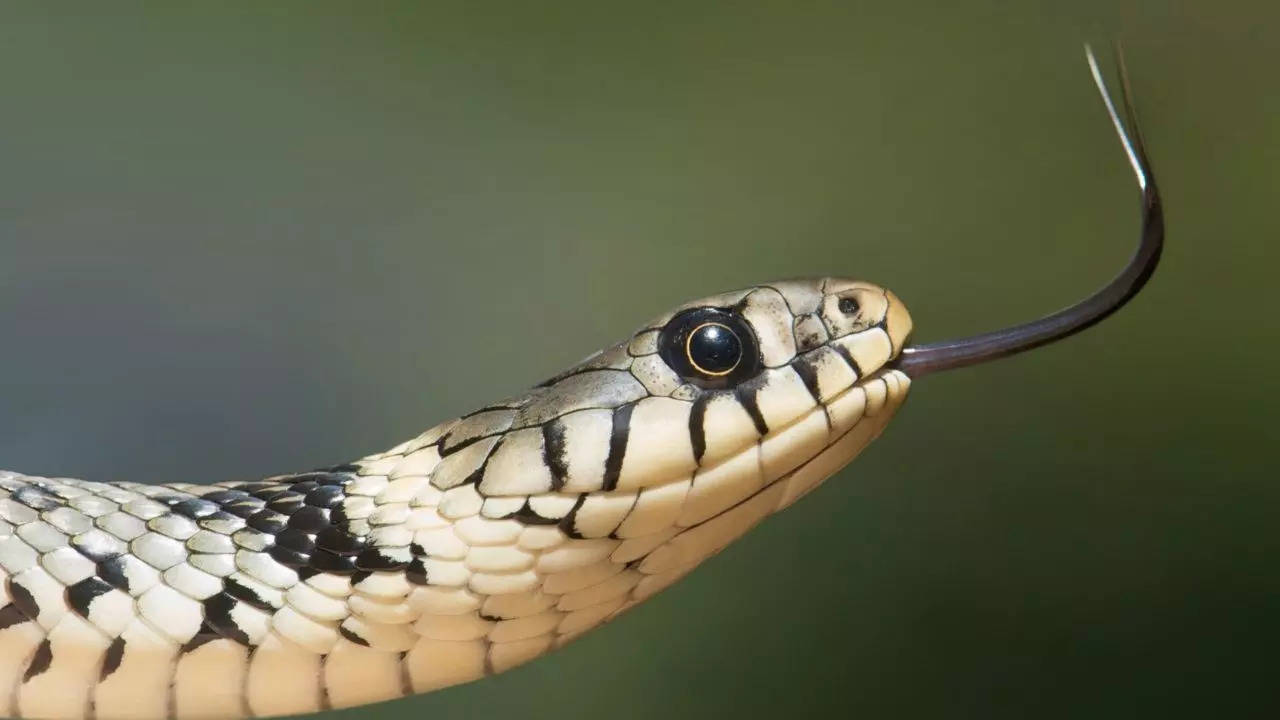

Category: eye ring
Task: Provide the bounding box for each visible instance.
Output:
[657,308,762,388]
[684,322,743,377]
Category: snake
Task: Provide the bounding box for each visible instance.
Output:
[0,48,1161,719]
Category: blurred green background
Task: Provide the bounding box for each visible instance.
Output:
[0,2,1275,718]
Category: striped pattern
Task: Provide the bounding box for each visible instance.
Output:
[0,277,913,718]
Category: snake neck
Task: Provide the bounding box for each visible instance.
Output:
[330,367,913,684]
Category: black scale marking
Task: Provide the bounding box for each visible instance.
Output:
[688,394,712,464]
[99,637,126,680]
[734,382,771,436]
[791,354,825,404]
[542,420,571,492]
[829,342,864,378]
[7,579,40,621]
[506,502,561,527]
[95,558,132,594]
[221,578,275,612]
[200,594,252,647]
[23,639,52,681]
[338,626,369,648]
[0,604,27,631]
[2,469,397,660]
[65,577,113,617]
[600,403,636,492]
[557,495,589,540]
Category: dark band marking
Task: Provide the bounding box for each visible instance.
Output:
[0,604,26,631]
[12,486,61,512]
[316,526,367,556]
[460,443,497,488]
[792,355,825,404]
[95,558,131,594]
[66,577,113,618]
[339,626,370,648]
[287,506,330,533]
[225,471,371,580]
[542,420,570,491]
[304,485,345,509]
[601,403,636,492]
[308,549,357,574]
[247,511,288,535]
[199,490,251,505]
[269,544,312,569]
[7,579,39,621]
[171,498,220,519]
[508,502,561,526]
[440,411,518,457]
[223,578,274,612]
[222,502,265,520]
[275,528,316,554]
[298,472,351,486]
[266,495,306,516]
[355,547,411,571]
[23,639,52,681]
[438,433,484,457]
[202,594,252,647]
[557,495,589,540]
[830,342,863,378]
[100,637,126,680]
[735,384,770,436]
[405,557,429,585]
[689,394,711,465]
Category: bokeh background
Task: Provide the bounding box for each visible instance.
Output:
[0,2,1275,718]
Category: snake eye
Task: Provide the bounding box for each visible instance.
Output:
[838,297,860,315]
[686,323,742,376]
[658,308,761,388]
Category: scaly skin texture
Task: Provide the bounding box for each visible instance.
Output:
[0,277,912,719]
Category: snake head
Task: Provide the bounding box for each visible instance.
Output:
[407,277,915,567]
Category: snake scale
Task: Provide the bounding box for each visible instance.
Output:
[0,49,1161,719]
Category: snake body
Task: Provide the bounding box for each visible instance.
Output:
[0,48,1164,720]
[0,279,914,718]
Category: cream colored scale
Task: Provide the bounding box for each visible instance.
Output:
[0,47,1160,719]
[359,371,913,704]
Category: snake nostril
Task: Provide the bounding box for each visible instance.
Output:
[838,297,859,315]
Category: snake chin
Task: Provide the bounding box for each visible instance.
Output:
[621,367,912,590]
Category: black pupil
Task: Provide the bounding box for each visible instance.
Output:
[838,297,859,314]
[688,323,742,375]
